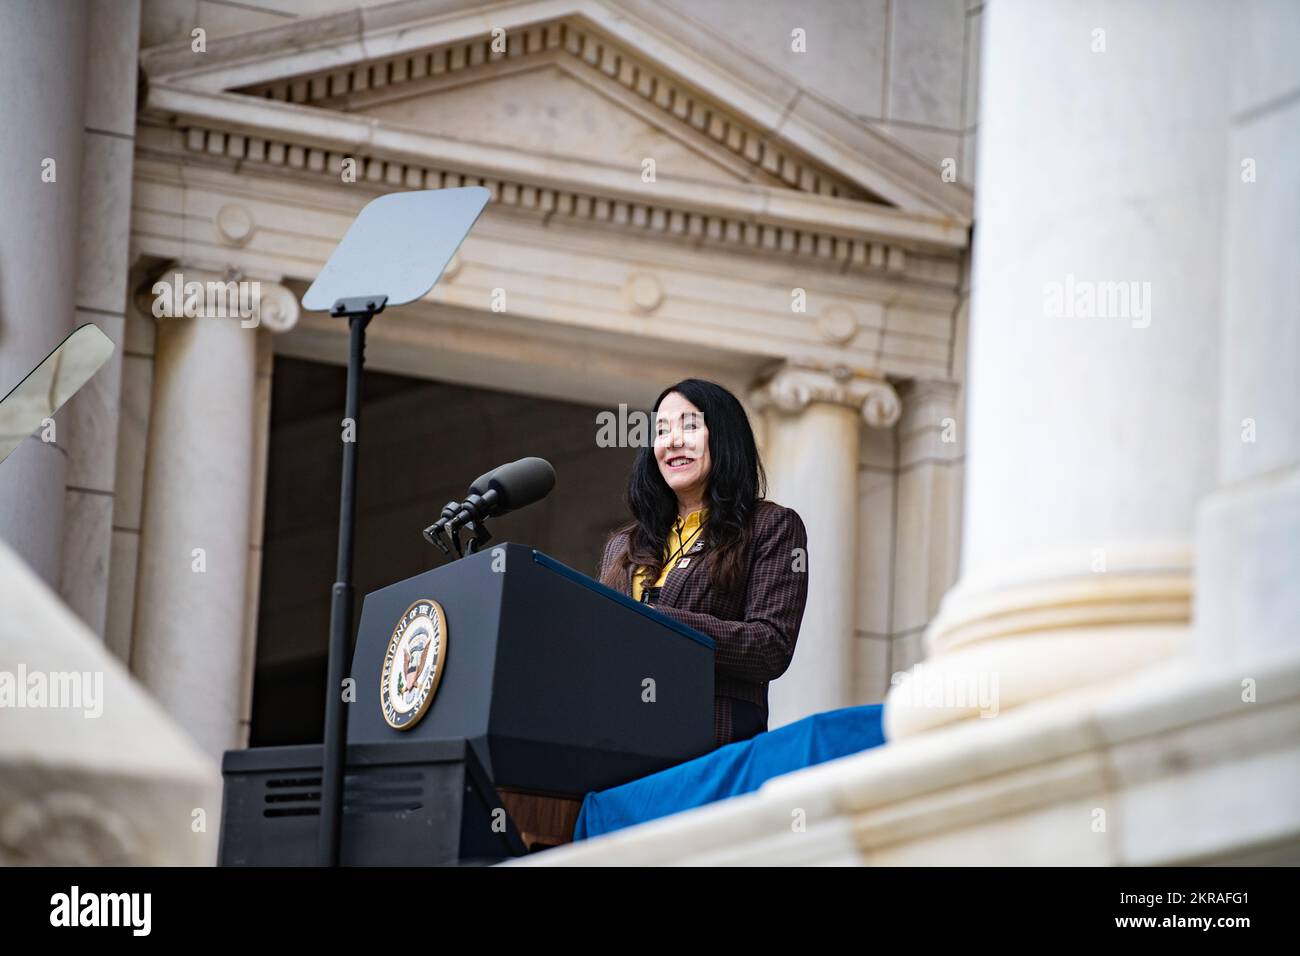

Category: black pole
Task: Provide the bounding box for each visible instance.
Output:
[318,309,372,866]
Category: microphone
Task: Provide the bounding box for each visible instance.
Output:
[423,501,461,554]
[423,465,501,552]
[488,456,556,515]
[446,457,555,533]
[467,465,498,496]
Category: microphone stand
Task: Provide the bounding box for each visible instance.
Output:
[426,489,500,561]
[462,519,492,554]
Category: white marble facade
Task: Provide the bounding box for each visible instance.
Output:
[11,0,1294,868]
[0,1,977,865]
[116,0,973,755]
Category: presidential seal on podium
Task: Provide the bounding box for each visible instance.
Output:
[380,599,448,730]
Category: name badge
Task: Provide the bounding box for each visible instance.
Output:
[677,557,691,569]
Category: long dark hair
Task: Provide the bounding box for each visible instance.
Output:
[600,379,766,595]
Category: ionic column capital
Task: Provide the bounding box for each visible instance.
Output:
[136,268,300,334]
[750,362,902,429]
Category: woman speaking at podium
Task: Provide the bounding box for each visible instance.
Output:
[598,379,809,748]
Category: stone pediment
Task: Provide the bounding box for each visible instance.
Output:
[297,55,784,191]
[139,0,971,251]
[229,18,876,202]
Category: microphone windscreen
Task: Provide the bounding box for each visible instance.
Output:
[489,457,556,511]
[468,466,499,496]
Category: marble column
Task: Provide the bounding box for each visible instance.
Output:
[132,273,297,757]
[753,363,901,729]
[60,0,143,636]
[887,0,1229,737]
[238,331,277,748]
[0,1,88,586]
[889,380,963,680]
[1192,3,1300,670]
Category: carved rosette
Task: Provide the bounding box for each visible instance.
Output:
[750,364,902,429]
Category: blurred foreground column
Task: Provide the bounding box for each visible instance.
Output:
[0,0,87,586]
[1192,4,1300,669]
[887,0,1230,737]
[0,538,220,864]
[755,363,900,728]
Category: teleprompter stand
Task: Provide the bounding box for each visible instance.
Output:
[300,188,491,866]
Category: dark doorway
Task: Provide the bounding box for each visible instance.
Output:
[250,356,637,746]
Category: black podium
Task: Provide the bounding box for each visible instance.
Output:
[220,545,715,865]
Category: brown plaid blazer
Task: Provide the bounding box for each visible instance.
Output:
[598,499,809,748]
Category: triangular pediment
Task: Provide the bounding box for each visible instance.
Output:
[229,18,877,203]
[138,0,971,253]
[324,57,777,190]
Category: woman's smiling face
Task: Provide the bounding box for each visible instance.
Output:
[654,391,711,505]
